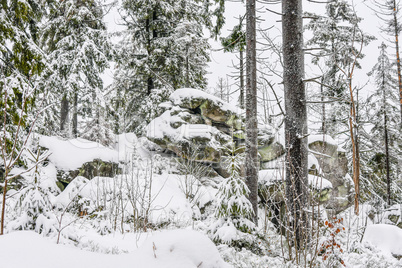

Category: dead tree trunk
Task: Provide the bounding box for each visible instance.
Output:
[282,0,309,249]
[245,0,258,224]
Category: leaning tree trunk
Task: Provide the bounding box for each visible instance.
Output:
[282,0,309,249]
[245,0,258,225]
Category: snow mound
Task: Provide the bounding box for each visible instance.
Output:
[362,224,402,258]
[0,230,231,268]
[138,229,231,268]
[39,136,119,170]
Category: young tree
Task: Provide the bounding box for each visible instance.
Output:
[245,0,258,225]
[282,0,308,249]
[0,0,47,235]
[213,141,255,245]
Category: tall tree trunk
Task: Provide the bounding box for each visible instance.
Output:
[72,90,78,137]
[282,0,308,249]
[146,15,154,95]
[384,110,391,206]
[347,74,360,215]
[320,77,326,134]
[245,0,258,225]
[393,0,402,124]
[0,173,8,235]
[382,71,392,205]
[185,44,190,88]
[60,93,69,133]
[240,49,245,109]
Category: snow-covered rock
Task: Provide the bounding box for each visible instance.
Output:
[363,224,402,259]
[146,88,284,177]
[308,134,353,214]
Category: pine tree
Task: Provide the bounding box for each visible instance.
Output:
[245,0,258,225]
[213,140,255,245]
[40,0,112,138]
[0,0,47,235]
[114,0,210,134]
[282,0,308,249]
[372,0,402,125]
[365,43,402,205]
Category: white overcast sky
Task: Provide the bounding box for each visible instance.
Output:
[102,0,386,100]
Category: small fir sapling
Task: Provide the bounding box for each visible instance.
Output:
[211,139,255,245]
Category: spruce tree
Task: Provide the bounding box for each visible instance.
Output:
[114,0,210,134]
[40,0,112,138]
[306,0,374,136]
[366,43,402,205]
[213,140,255,245]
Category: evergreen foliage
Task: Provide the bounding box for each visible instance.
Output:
[306,0,374,136]
[39,0,112,138]
[361,43,402,203]
[212,140,255,245]
[113,0,210,134]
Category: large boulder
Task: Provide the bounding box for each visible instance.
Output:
[146,88,284,177]
[259,134,353,221]
[308,134,354,214]
[39,135,124,189]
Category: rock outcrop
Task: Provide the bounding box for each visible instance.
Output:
[146,88,284,177]
[308,135,354,214]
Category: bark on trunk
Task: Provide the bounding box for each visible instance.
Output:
[240,49,245,109]
[282,0,309,249]
[72,90,78,137]
[60,93,69,133]
[245,0,258,225]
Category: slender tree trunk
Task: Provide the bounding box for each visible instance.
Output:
[384,111,391,206]
[347,77,360,215]
[60,93,69,133]
[185,45,190,88]
[320,77,326,134]
[240,49,245,109]
[146,16,154,95]
[0,176,7,235]
[72,90,78,137]
[282,0,308,249]
[245,0,258,225]
[393,0,402,124]
[382,70,392,205]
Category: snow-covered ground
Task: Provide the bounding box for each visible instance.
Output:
[1,135,402,268]
[0,229,230,268]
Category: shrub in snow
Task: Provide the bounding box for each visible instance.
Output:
[211,141,255,247]
[7,168,57,235]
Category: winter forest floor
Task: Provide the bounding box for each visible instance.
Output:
[0,134,401,268]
